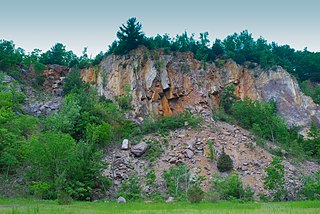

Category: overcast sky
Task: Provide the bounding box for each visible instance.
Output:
[1,0,319,56]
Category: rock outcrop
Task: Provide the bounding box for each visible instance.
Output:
[103,120,318,199]
[81,47,320,134]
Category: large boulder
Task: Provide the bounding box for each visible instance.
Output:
[117,196,126,203]
[131,141,148,157]
[121,139,130,150]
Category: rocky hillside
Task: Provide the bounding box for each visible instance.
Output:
[103,118,318,199]
[81,47,320,135]
[78,47,320,199]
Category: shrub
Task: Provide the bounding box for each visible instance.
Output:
[220,85,237,114]
[141,111,202,134]
[187,185,204,203]
[205,191,220,202]
[29,181,50,199]
[298,172,320,200]
[117,174,141,201]
[63,67,87,95]
[217,148,233,172]
[211,173,253,201]
[163,164,190,199]
[207,140,215,161]
[116,84,133,111]
[264,157,287,201]
[145,139,163,163]
[57,190,73,205]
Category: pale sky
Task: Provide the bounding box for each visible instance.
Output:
[0,0,319,56]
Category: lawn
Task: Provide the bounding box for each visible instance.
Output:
[0,198,319,214]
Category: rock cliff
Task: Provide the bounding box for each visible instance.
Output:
[81,47,320,134]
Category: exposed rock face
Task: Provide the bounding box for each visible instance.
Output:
[43,64,69,95]
[81,47,320,133]
[24,99,61,116]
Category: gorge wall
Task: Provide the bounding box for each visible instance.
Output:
[81,47,320,134]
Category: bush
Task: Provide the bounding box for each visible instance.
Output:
[211,173,253,201]
[298,172,320,200]
[217,148,233,172]
[115,84,133,111]
[29,181,50,199]
[163,164,190,199]
[205,191,220,202]
[117,174,141,201]
[63,67,87,95]
[207,140,215,161]
[141,111,202,134]
[220,85,237,114]
[144,139,163,163]
[264,157,287,201]
[187,185,204,203]
[57,190,73,205]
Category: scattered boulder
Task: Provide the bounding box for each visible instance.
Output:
[117,196,126,203]
[131,141,148,157]
[165,196,175,203]
[121,139,130,150]
[184,149,194,159]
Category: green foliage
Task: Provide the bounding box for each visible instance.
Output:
[141,111,201,135]
[230,97,311,159]
[40,43,77,67]
[27,132,78,182]
[220,85,237,114]
[0,78,38,175]
[217,148,233,172]
[207,140,215,161]
[45,93,81,136]
[211,173,254,201]
[29,181,50,199]
[264,157,286,201]
[298,172,320,200]
[144,139,163,163]
[115,84,133,111]
[118,174,142,201]
[26,132,108,200]
[112,17,145,55]
[187,185,204,203]
[0,40,24,79]
[63,67,87,95]
[163,164,190,199]
[57,190,73,205]
[1,198,320,213]
[300,81,320,104]
[86,122,114,146]
[301,123,320,159]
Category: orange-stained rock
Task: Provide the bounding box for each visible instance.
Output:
[81,47,320,134]
[161,96,172,117]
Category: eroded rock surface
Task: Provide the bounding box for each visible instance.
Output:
[81,47,320,133]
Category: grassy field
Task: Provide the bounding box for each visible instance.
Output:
[0,198,319,214]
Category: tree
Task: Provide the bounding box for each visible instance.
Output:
[211,173,253,200]
[114,17,145,54]
[187,185,204,203]
[220,85,237,114]
[40,43,77,66]
[211,39,224,59]
[264,157,286,201]
[217,148,233,172]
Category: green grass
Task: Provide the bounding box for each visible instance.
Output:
[0,198,319,214]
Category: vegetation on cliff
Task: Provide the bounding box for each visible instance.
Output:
[0,17,319,204]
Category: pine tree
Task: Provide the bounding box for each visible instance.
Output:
[217,148,233,172]
[114,17,145,54]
